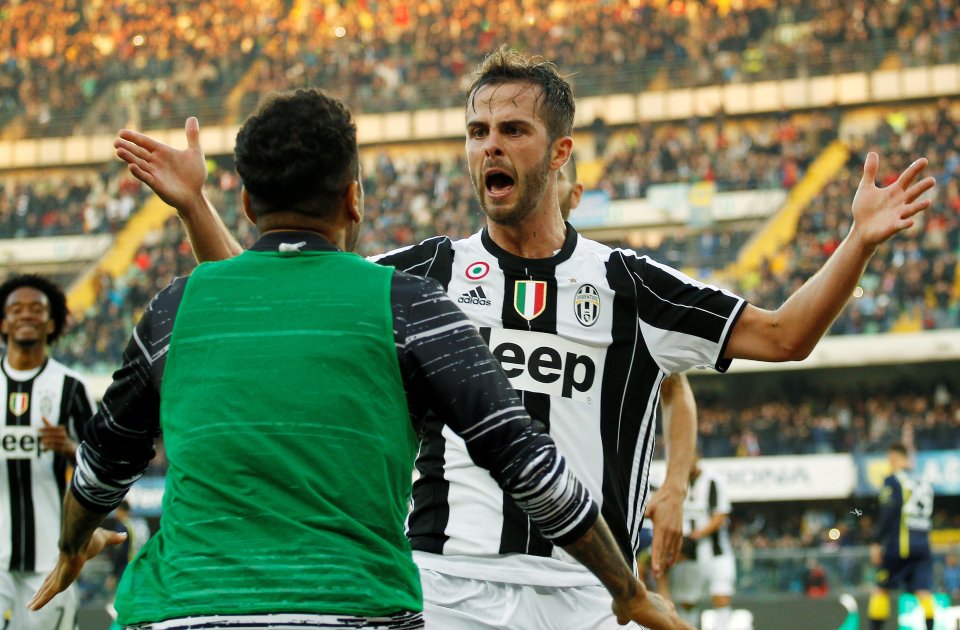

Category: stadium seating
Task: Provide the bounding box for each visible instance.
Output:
[3,0,958,138]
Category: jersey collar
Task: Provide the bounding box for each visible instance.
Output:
[250,230,341,254]
[480,222,579,270]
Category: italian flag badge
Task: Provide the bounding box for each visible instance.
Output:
[514,280,547,320]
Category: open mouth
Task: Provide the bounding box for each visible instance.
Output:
[484,169,515,199]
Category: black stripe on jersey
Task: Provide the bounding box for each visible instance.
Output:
[632,257,738,343]
[53,375,92,501]
[709,479,722,556]
[7,376,36,572]
[496,265,559,557]
[602,255,663,563]
[375,237,455,292]
[407,414,449,554]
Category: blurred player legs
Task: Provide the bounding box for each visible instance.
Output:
[0,572,76,630]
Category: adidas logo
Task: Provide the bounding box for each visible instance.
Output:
[457,286,492,306]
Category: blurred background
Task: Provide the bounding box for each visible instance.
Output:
[1,0,959,627]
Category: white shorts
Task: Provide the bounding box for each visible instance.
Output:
[0,571,77,630]
[699,554,736,598]
[668,555,736,604]
[419,567,646,630]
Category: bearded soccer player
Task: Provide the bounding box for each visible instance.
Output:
[0,275,97,630]
[113,47,934,629]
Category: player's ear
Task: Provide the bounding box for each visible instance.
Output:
[241,188,256,226]
[550,136,573,171]
[344,180,362,224]
[569,182,584,211]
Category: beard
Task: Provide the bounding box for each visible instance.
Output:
[475,151,552,227]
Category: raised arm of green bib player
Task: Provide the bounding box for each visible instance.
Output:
[115,117,242,262]
[724,153,935,363]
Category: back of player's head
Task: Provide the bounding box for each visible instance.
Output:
[0,273,67,344]
[467,46,575,143]
[234,89,358,220]
[887,442,908,457]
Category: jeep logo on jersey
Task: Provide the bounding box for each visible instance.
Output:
[574,284,600,327]
[9,392,28,416]
[0,426,45,459]
[465,261,490,280]
[514,280,547,320]
[482,327,603,402]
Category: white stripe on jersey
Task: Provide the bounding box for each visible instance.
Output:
[626,370,664,550]
[0,357,96,573]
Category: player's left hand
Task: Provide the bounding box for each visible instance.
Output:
[613,587,694,630]
[851,153,935,249]
[28,528,127,611]
[645,484,684,578]
[39,417,77,458]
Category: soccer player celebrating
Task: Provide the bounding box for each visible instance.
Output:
[114,48,934,629]
[0,274,97,630]
[31,89,688,630]
[868,442,936,630]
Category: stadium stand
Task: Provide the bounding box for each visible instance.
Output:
[3,0,959,138]
[1,2,959,625]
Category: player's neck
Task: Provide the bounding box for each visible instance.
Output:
[487,207,566,259]
[5,343,46,371]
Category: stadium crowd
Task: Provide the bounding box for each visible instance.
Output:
[0,0,286,137]
[596,110,836,196]
[689,381,959,458]
[3,0,958,137]
[0,166,147,237]
[738,102,960,335]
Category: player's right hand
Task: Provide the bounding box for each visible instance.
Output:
[613,586,695,630]
[114,117,209,215]
[28,528,127,611]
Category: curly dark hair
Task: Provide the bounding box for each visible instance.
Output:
[0,274,68,344]
[234,88,358,219]
[466,46,575,143]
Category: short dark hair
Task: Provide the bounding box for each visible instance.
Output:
[0,274,68,344]
[888,442,908,457]
[234,89,358,219]
[466,46,575,143]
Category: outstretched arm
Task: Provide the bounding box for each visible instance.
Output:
[645,373,697,578]
[726,153,936,362]
[115,117,243,262]
[28,492,126,611]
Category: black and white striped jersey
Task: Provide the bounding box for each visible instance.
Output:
[0,356,96,573]
[372,225,745,586]
[682,471,734,559]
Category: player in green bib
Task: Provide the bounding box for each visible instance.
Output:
[29,90,690,630]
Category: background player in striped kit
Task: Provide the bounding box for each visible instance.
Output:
[113,47,935,629]
[867,442,936,630]
[666,453,736,629]
[0,274,97,630]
